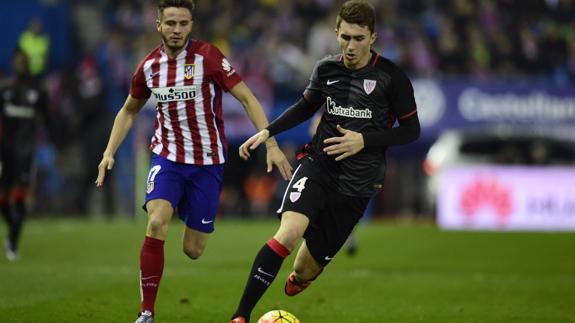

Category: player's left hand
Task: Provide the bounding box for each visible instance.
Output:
[239,129,293,180]
[95,155,115,187]
[266,145,293,180]
[323,124,364,161]
[239,129,270,160]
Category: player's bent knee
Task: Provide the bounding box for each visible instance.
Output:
[274,230,300,251]
[147,217,168,237]
[276,212,308,248]
[183,244,204,260]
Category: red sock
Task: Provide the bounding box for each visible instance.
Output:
[139,236,165,315]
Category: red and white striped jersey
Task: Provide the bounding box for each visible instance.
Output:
[130,40,242,165]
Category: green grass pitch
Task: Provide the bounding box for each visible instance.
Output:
[1,218,574,322]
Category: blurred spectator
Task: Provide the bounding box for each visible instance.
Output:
[72,57,116,216]
[18,18,50,77]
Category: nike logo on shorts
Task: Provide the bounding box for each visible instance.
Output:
[326,79,340,85]
[201,218,214,224]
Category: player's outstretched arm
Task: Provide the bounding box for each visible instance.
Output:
[230,82,292,180]
[96,95,147,187]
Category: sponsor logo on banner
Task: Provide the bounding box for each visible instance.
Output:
[458,88,575,122]
[184,64,195,79]
[459,177,513,226]
[290,192,301,202]
[363,79,376,95]
[438,166,575,231]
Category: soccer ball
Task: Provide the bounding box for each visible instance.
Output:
[257,309,300,323]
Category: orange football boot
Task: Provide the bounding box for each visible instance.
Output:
[284,268,323,296]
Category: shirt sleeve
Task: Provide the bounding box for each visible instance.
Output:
[129,61,151,99]
[362,67,420,148]
[389,67,417,120]
[266,97,322,137]
[302,60,324,105]
[206,45,242,92]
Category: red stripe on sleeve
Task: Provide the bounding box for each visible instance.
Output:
[399,108,417,120]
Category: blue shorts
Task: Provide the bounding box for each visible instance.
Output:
[143,154,224,233]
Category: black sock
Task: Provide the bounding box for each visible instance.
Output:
[1,202,11,226]
[1,203,14,247]
[9,201,26,250]
[233,239,290,321]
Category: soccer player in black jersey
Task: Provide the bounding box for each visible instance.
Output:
[0,49,48,261]
[230,1,420,321]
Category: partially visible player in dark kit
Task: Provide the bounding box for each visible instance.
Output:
[230,1,420,322]
[0,48,48,261]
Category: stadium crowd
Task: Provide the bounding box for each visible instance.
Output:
[94,0,575,88]
[3,0,575,217]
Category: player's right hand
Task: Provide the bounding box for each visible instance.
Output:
[239,129,270,160]
[96,155,115,187]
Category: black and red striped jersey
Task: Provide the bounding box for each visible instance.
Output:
[304,51,418,197]
[130,39,242,165]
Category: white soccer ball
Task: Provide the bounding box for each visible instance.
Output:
[257,309,300,323]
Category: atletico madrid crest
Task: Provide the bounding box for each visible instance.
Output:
[146,181,154,194]
[184,64,195,80]
[363,79,376,95]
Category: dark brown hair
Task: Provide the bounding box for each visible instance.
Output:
[157,0,195,17]
[336,0,375,34]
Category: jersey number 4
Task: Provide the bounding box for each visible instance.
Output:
[292,177,308,192]
[289,177,308,203]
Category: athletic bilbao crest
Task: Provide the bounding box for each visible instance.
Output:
[363,79,376,95]
[184,64,195,80]
[290,192,301,202]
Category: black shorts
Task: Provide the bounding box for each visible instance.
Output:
[0,151,33,190]
[277,157,370,266]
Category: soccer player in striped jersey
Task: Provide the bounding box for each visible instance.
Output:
[95,1,292,322]
[230,1,420,322]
